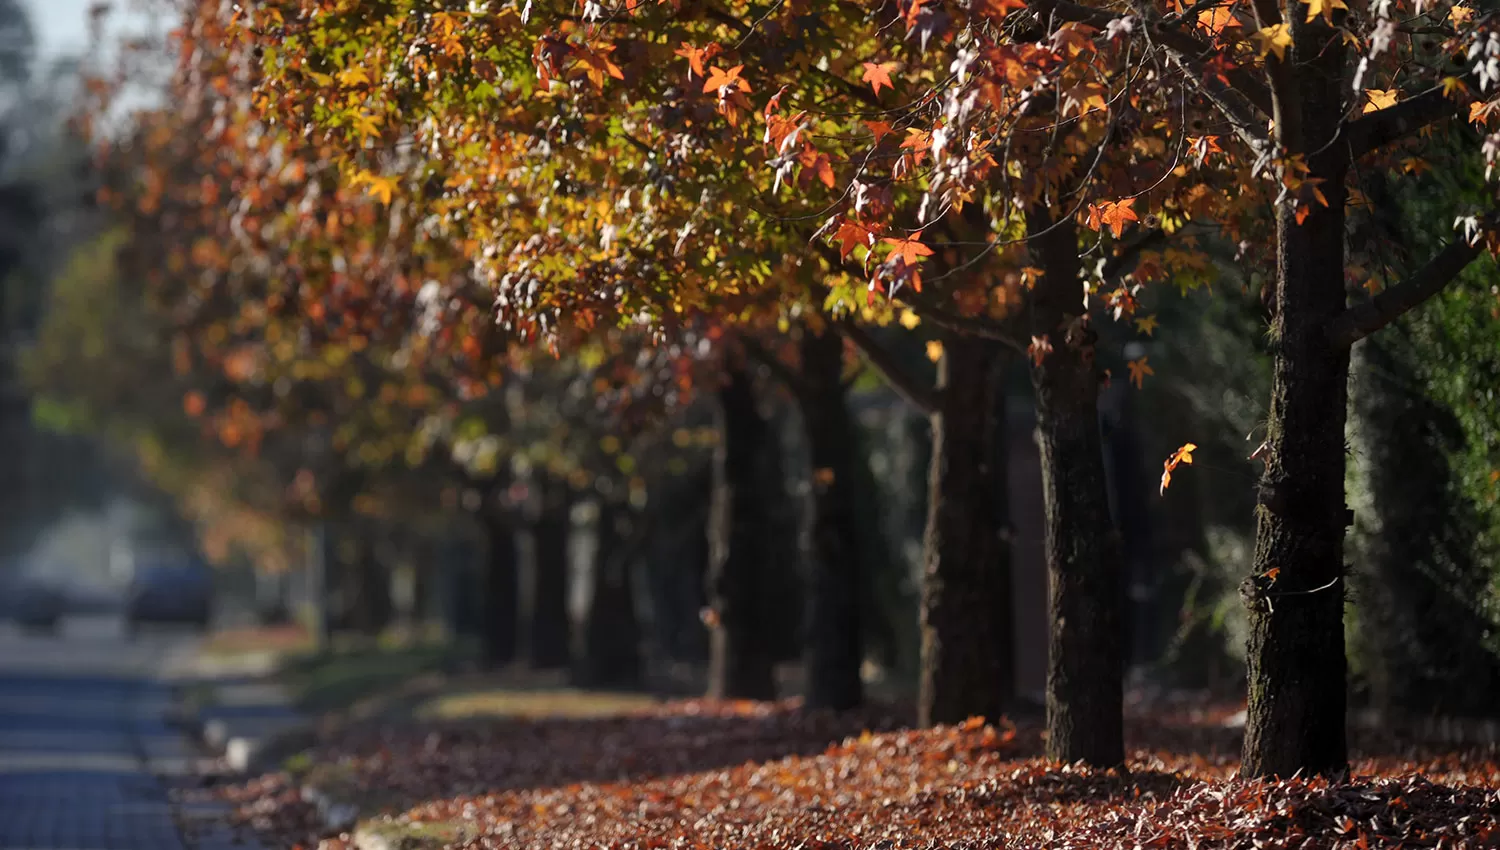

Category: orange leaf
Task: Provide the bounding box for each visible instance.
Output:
[862,61,897,96]
[882,231,934,266]
[1159,441,1197,495]
[1127,355,1153,389]
[831,218,877,259]
[1087,198,1140,238]
[703,65,750,95]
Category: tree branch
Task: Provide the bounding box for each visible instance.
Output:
[1327,230,1486,348]
[1031,0,1273,116]
[1344,85,1461,162]
[835,321,939,415]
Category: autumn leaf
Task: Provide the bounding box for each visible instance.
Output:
[675,42,712,78]
[1252,23,1292,61]
[1127,355,1153,388]
[1086,198,1140,238]
[925,340,944,362]
[1135,314,1159,336]
[351,170,398,205]
[1301,0,1347,24]
[866,120,894,144]
[703,65,750,95]
[1362,89,1398,113]
[862,61,897,96]
[348,110,382,142]
[883,231,934,266]
[899,309,921,329]
[1159,441,1197,495]
[831,218,877,259]
[1027,334,1053,367]
[1195,5,1241,36]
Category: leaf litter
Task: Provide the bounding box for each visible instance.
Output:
[202,697,1500,849]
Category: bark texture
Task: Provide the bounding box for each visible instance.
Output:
[1241,21,1351,779]
[1027,209,1124,767]
[919,335,1013,727]
[798,327,864,712]
[529,475,573,670]
[706,359,778,700]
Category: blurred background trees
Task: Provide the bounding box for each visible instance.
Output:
[3,0,1500,744]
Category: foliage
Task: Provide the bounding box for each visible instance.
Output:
[211,699,1500,850]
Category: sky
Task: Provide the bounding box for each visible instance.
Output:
[26,0,93,61]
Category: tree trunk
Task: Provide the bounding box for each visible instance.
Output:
[1027,208,1124,767]
[529,476,573,670]
[577,499,643,688]
[480,511,521,669]
[920,335,1013,726]
[706,358,778,700]
[1241,49,1352,775]
[797,326,864,712]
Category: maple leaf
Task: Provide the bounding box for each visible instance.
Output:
[899,310,921,329]
[351,170,398,205]
[1135,314,1159,336]
[1127,356,1153,389]
[703,65,750,95]
[883,232,934,266]
[1195,5,1241,36]
[831,218,877,259]
[925,340,944,362]
[1252,23,1292,61]
[866,120,894,144]
[1027,334,1053,367]
[348,111,382,142]
[675,43,709,78]
[1086,198,1140,238]
[1159,441,1197,495]
[1301,0,1347,25]
[862,61,898,96]
[1362,89,1398,113]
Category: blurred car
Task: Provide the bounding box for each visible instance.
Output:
[13,576,66,633]
[126,560,214,632]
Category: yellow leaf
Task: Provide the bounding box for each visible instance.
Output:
[1253,23,1292,60]
[336,66,370,87]
[1362,89,1398,113]
[899,310,921,329]
[351,170,398,205]
[1301,0,1347,24]
[1452,4,1475,24]
[349,110,382,142]
[925,340,944,362]
[1135,314,1159,336]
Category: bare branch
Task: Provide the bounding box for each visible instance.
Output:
[1327,231,1486,348]
[835,321,939,415]
[1345,85,1460,162]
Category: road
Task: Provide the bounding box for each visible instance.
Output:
[0,616,257,850]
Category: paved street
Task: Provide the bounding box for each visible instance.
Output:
[0,617,253,850]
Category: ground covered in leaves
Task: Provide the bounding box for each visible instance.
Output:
[207,697,1500,849]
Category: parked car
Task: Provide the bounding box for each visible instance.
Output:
[13,576,66,633]
[126,560,214,632]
